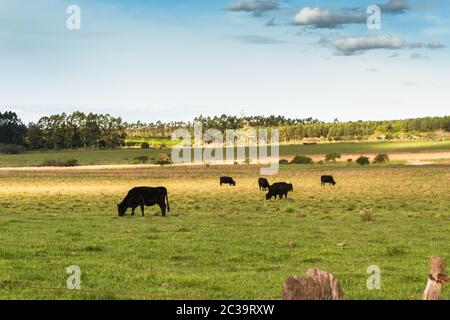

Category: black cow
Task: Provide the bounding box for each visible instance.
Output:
[258,178,270,191]
[220,177,236,186]
[266,182,293,200]
[118,187,170,217]
[321,175,336,186]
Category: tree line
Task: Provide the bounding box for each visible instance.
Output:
[1,110,449,151]
[125,114,450,142]
[1,111,126,150]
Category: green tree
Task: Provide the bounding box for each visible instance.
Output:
[373,153,389,164]
[356,156,370,165]
[325,152,341,162]
[0,111,26,145]
[291,155,313,164]
[26,123,45,149]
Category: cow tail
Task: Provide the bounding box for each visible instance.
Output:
[166,191,170,212]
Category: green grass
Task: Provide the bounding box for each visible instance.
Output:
[0,148,170,167]
[1,140,449,168]
[126,137,180,148]
[0,164,449,299]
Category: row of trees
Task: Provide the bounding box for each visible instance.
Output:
[124,115,322,139]
[127,114,450,141]
[1,110,449,151]
[0,111,27,145]
[1,111,126,150]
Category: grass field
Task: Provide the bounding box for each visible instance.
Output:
[0,163,449,300]
[1,140,449,167]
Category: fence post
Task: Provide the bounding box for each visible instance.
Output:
[283,268,345,300]
[423,256,447,300]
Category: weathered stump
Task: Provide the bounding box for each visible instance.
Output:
[283,268,345,300]
[423,256,448,300]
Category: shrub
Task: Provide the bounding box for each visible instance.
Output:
[155,158,172,166]
[154,153,172,166]
[359,208,373,222]
[133,156,149,164]
[290,155,313,165]
[0,144,25,154]
[141,142,150,149]
[64,159,79,167]
[39,159,79,167]
[356,156,370,165]
[373,153,389,164]
[325,152,341,162]
[125,141,138,147]
[347,158,353,164]
[279,159,289,164]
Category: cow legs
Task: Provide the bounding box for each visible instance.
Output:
[159,203,167,217]
[138,196,145,216]
[131,207,136,216]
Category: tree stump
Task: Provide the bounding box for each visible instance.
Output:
[283,268,345,300]
[423,256,447,300]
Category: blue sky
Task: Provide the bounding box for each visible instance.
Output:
[1,0,449,123]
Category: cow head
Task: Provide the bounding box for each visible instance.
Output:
[117,203,127,217]
[288,183,293,192]
[265,193,271,200]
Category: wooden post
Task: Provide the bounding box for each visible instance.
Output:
[423,256,447,300]
[283,268,345,300]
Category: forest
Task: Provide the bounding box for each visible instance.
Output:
[1,110,449,151]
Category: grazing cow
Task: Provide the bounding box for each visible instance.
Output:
[258,178,270,191]
[266,182,293,200]
[220,177,236,186]
[321,175,336,186]
[118,187,170,217]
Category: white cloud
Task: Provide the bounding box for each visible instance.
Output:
[378,0,410,14]
[333,36,405,55]
[226,0,280,17]
[293,7,366,28]
[427,41,445,49]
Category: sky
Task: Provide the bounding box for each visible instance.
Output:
[1,0,449,123]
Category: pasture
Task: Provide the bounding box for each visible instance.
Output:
[0,163,449,299]
[1,140,450,167]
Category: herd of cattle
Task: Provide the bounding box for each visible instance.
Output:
[117,175,337,217]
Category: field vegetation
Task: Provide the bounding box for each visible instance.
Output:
[0,164,449,299]
[1,140,449,168]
